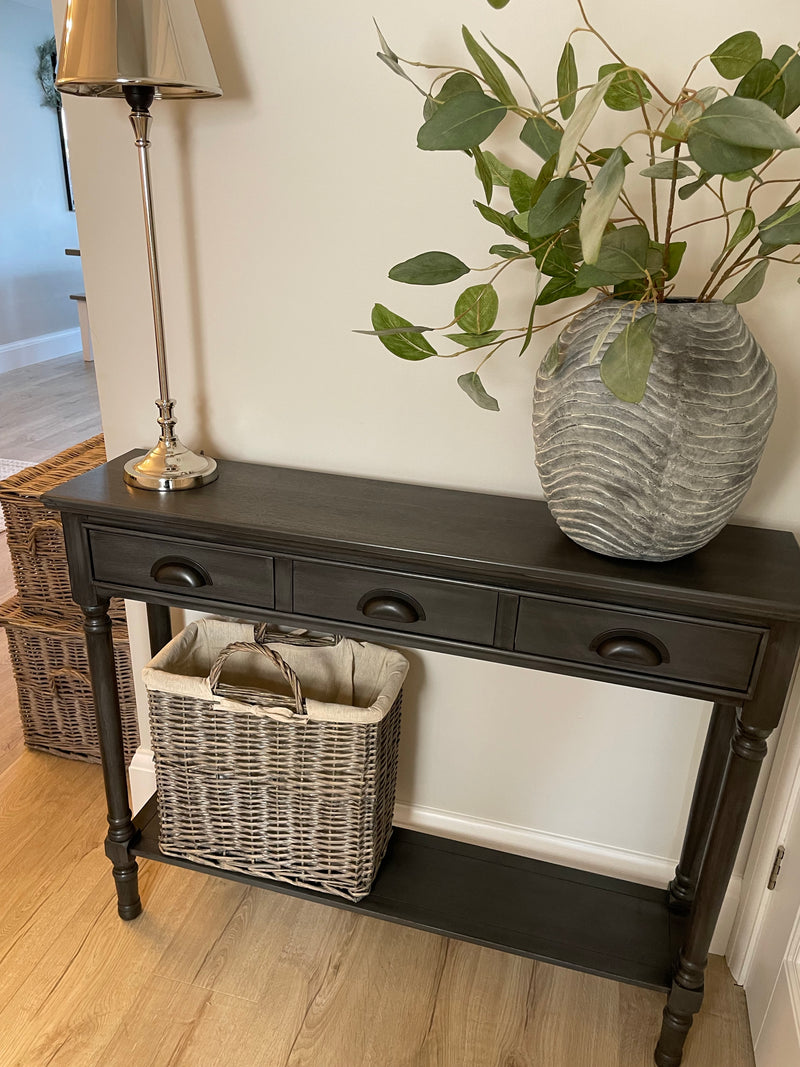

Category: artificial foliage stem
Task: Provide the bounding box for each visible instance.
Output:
[575,0,672,105]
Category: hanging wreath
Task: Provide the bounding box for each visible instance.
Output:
[35,36,60,110]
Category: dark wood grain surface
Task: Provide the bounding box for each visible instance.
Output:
[45,453,800,621]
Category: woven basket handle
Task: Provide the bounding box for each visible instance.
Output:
[49,667,90,696]
[208,641,305,717]
[27,517,63,551]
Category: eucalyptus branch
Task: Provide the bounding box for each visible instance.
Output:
[703,178,800,299]
[661,145,682,282]
[575,0,672,104]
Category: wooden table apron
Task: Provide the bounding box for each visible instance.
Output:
[44,454,800,1067]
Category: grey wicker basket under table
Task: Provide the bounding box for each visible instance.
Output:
[0,596,139,764]
[0,436,125,622]
[143,619,408,901]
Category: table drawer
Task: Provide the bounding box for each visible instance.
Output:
[88,529,274,609]
[292,561,498,645]
[514,596,763,693]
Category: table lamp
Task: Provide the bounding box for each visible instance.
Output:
[56,0,222,491]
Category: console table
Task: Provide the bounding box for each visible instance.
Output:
[45,453,800,1067]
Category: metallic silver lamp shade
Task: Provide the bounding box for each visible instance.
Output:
[55,0,222,491]
[57,0,221,98]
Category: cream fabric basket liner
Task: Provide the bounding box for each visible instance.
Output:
[143,618,408,724]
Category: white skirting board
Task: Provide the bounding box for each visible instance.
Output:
[128,750,739,955]
[0,328,82,374]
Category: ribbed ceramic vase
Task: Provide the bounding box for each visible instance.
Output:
[532,299,777,562]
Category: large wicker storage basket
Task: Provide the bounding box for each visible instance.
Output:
[0,597,139,764]
[143,619,408,901]
[0,436,124,621]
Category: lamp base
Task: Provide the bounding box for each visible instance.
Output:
[123,438,218,491]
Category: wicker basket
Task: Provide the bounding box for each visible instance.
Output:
[0,597,139,764]
[0,436,124,622]
[143,619,408,901]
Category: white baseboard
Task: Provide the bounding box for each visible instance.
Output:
[128,750,739,954]
[0,328,82,374]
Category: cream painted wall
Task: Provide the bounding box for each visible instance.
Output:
[52,0,800,885]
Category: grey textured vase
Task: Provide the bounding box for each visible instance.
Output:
[532,300,777,562]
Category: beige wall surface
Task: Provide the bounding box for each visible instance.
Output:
[53,0,800,878]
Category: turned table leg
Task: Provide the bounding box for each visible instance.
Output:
[669,703,737,912]
[655,711,772,1066]
[146,602,172,656]
[83,601,141,920]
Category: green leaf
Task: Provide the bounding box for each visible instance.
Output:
[520,115,563,160]
[445,330,503,349]
[586,147,633,166]
[481,150,514,186]
[474,199,526,238]
[489,243,526,259]
[678,171,713,199]
[598,63,652,111]
[654,240,687,279]
[580,147,627,264]
[557,41,578,119]
[710,31,763,80]
[370,304,437,360]
[660,87,719,149]
[462,25,517,107]
[457,371,500,410]
[389,251,471,285]
[482,33,541,110]
[600,313,656,402]
[536,273,586,305]
[437,72,483,101]
[556,71,617,177]
[426,72,484,119]
[758,201,800,247]
[532,237,579,277]
[454,284,499,333]
[639,160,695,179]
[686,131,772,175]
[722,260,769,304]
[373,20,399,64]
[691,96,800,150]
[575,226,653,287]
[539,339,564,377]
[587,303,629,363]
[725,208,756,250]
[735,59,785,112]
[473,146,495,204]
[773,46,800,117]
[529,153,558,209]
[528,176,586,238]
[418,92,507,151]
[509,169,537,212]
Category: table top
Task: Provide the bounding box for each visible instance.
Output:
[45,451,800,623]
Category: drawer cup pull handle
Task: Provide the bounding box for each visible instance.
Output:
[594,634,663,667]
[151,558,210,589]
[358,591,423,624]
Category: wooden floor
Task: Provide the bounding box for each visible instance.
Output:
[0,357,756,1067]
[0,352,102,462]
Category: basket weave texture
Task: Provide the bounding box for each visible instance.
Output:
[0,435,124,621]
[144,620,408,901]
[0,596,138,764]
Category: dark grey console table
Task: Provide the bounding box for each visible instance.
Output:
[45,452,800,1067]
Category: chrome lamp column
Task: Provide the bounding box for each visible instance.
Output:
[56,0,222,490]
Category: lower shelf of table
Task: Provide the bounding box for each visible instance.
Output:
[132,796,682,993]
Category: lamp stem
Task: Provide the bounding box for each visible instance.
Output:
[129,106,174,442]
[121,87,217,491]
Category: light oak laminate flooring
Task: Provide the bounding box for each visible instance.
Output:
[0,749,755,1067]
[0,352,101,462]
[0,533,22,774]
